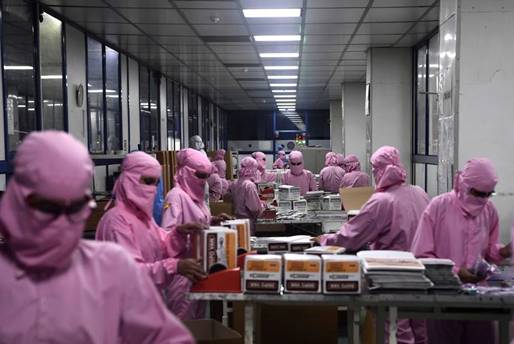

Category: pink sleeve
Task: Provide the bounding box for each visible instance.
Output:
[161,192,190,259]
[485,207,503,264]
[105,216,178,287]
[118,249,194,344]
[318,170,325,191]
[320,195,390,251]
[411,205,438,259]
[244,182,264,218]
[208,174,223,202]
[309,172,318,192]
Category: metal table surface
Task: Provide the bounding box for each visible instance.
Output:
[189,292,514,344]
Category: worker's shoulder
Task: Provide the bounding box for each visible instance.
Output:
[428,191,454,205]
[100,206,133,225]
[75,239,132,266]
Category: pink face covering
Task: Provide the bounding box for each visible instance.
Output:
[454,158,498,217]
[0,131,93,271]
[113,152,161,220]
[175,148,213,204]
[370,146,407,192]
[252,152,267,172]
[239,157,259,182]
[278,151,286,161]
[289,150,304,176]
[325,152,338,167]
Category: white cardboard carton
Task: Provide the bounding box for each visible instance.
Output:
[277,200,293,213]
[293,199,307,213]
[244,254,282,294]
[322,255,361,294]
[192,227,238,274]
[221,219,251,252]
[278,185,301,201]
[321,195,341,211]
[284,253,322,293]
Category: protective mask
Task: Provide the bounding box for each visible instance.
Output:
[290,162,303,176]
[457,189,489,217]
[372,167,383,186]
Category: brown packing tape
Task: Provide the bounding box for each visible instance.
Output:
[340,186,374,211]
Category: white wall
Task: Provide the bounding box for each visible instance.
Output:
[329,99,343,154]
[160,76,167,150]
[128,58,140,151]
[368,48,412,177]
[65,24,87,145]
[456,0,514,242]
[342,82,367,167]
[120,54,129,152]
[181,87,189,148]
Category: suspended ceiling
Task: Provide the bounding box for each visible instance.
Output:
[41,0,440,110]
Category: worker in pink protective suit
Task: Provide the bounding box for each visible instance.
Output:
[0,131,193,344]
[317,146,430,344]
[273,150,287,169]
[412,158,511,344]
[319,152,346,193]
[212,149,230,195]
[96,151,207,320]
[207,163,223,202]
[252,151,277,183]
[161,148,232,319]
[282,150,318,196]
[336,153,345,168]
[230,157,265,234]
[340,154,371,188]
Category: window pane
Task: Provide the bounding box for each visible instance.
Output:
[166,79,174,150]
[139,67,150,151]
[416,46,427,155]
[3,2,37,154]
[87,38,104,153]
[40,12,64,131]
[105,47,121,152]
[149,73,159,151]
[173,82,181,149]
[188,92,198,138]
[414,163,426,190]
[427,164,438,197]
[213,106,218,150]
[201,99,210,149]
[428,33,440,155]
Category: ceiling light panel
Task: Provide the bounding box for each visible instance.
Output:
[264,66,298,70]
[268,75,298,79]
[260,53,299,58]
[272,90,296,93]
[274,95,296,98]
[243,9,301,18]
[254,35,301,42]
[270,83,297,87]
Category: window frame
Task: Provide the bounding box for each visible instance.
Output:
[139,65,160,152]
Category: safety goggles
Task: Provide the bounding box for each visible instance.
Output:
[140,176,160,186]
[290,161,302,166]
[469,188,495,198]
[195,171,211,179]
[26,194,96,223]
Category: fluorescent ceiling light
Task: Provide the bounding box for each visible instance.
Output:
[46,103,63,107]
[265,66,298,71]
[272,89,296,93]
[88,89,103,93]
[268,75,297,80]
[275,99,296,102]
[275,95,296,98]
[254,35,301,42]
[17,105,26,108]
[243,9,301,18]
[260,53,299,58]
[270,83,297,87]
[41,75,62,80]
[4,65,33,70]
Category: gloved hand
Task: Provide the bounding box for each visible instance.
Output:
[500,242,512,258]
[177,223,208,234]
[458,267,485,284]
[178,259,207,283]
[210,213,234,225]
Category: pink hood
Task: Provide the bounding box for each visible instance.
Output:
[325,152,338,167]
[175,148,213,204]
[239,157,259,181]
[336,154,345,168]
[370,146,407,192]
[113,152,161,220]
[454,158,498,217]
[343,154,361,173]
[213,149,226,161]
[0,131,93,271]
[252,151,267,172]
[289,150,305,176]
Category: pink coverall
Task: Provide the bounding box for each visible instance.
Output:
[207,163,223,202]
[412,158,504,344]
[321,146,430,344]
[282,150,318,196]
[252,151,277,183]
[319,153,345,193]
[340,154,371,188]
[273,150,287,169]
[212,149,230,194]
[161,148,213,319]
[230,157,264,234]
[0,131,193,343]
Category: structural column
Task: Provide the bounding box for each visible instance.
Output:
[329,99,343,154]
[342,82,366,170]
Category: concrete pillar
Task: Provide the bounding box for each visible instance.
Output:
[367,48,413,178]
[440,0,514,241]
[329,99,343,154]
[342,82,366,170]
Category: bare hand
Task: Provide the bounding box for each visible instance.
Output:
[177,223,208,234]
[500,242,512,259]
[178,259,207,283]
[311,236,322,245]
[211,213,234,225]
[458,267,484,284]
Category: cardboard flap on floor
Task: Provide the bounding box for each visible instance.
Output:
[340,186,374,211]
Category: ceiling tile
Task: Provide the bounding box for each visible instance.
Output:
[174,1,239,9]
[80,22,141,35]
[303,34,351,45]
[351,34,401,45]
[306,0,369,7]
[116,8,184,24]
[304,23,357,35]
[409,20,438,34]
[240,0,303,8]
[49,6,125,22]
[302,52,341,60]
[343,51,366,59]
[306,8,366,23]
[181,9,244,24]
[364,7,430,22]
[248,24,301,35]
[302,45,344,53]
[358,22,414,35]
[373,0,437,6]
[106,0,172,8]
[138,24,195,36]
[193,24,249,36]
[43,0,106,5]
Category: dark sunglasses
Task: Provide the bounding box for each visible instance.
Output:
[140,176,160,186]
[290,161,302,166]
[195,171,210,179]
[26,194,95,217]
[469,188,495,198]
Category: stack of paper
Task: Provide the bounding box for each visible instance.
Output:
[305,246,346,255]
[420,258,461,292]
[357,251,433,292]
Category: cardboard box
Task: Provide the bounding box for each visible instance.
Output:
[257,182,276,202]
[244,254,282,293]
[183,319,242,344]
[283,253,322,293]
[340,186,374,211]
[278,185,301,201]
[277,200,293,213]
[321,195,342,211]
[322,255,361,294]
[288,237,314,253]
[306,198,321,211]
[193,227,238,273]
[221,219,251,252]
[293,199,307,213]
[210,201,233,217]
